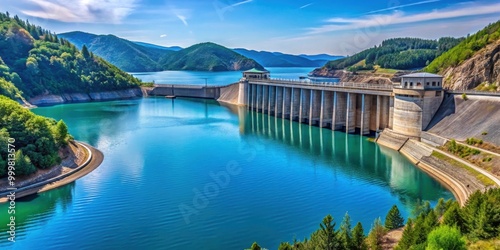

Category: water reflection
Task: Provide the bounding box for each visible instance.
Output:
[239,108,451,203]
[0,183,75,246]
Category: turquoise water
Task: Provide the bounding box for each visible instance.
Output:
[0,98,452,249]
[130,67,317,86]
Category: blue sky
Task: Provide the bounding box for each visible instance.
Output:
[1,0,500,55]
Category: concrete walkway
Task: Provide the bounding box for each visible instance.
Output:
[0,141,103,203]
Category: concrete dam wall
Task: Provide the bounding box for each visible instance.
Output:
[427,94,500,145]
[146,84,223,99]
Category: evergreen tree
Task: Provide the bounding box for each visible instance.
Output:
[352,222,367,250]
[15,150,36,176]
[277,242,293,250]
[395,218,415,250]
[250,242,261,250]
[442,203,466,233]
[412,214,428,245]
[338,212,353,250]
[319,214,337,250]
[385,205,405,230]
[367,217,386,250]
[434,198,447,217]
[53,119,69,147]
[81,44,91,59]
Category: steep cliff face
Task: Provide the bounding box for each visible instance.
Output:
[311,68,395,85]
[441,40,500,90]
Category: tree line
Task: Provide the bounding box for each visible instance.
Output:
[0,96,70,177]
[249,188,500,249]
[426,20,500,73]
[324,37,463,71]
[0,12,144,98]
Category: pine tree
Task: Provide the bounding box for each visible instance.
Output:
[385,205,405,230]
[338,212,353,250]
[442,203,466,233]
[320,214,337,250]
[352,222,367,250]
[434,198,447,217]
[82,45,91,59]
[250,242,261,250]
[367,217,386,250]
[395,218,415,250]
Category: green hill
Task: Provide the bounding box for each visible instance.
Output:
[159,42,264,71]
[0,13,142,98]
[59,32,264,72]
[59,31,171,72]
[426,20,500,73]
[423,20,500,90]
[323,37,463,71]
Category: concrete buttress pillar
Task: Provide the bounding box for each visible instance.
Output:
[346,93,357,133]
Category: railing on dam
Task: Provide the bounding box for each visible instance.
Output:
[249,78,394,91]
[152,83,238,89]
[446,89,500,96]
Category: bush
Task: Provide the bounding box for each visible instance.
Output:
[462,93,468,100]
[426,225,466,250]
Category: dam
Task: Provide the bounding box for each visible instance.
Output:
[143,68,495,148]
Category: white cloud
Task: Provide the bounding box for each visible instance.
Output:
[230,0,253,8]
[160,34,167,38]
[176,14,188,26]
[365,0,440,14]
[21,0,138,23]
[300,3,313,9]
[309,2,500,34]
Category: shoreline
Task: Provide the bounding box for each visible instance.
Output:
[15,91,495,207]
[398,148,469,206]
[0,141,103,203]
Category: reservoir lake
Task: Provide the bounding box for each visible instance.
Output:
[0,68,453,249]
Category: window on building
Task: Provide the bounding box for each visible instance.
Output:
[417,82,422,87]
[410,82,413,87]
[426,82,430,86]
[436,91,441,97]
[432,81,436,86]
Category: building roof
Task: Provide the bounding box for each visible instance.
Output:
[401,72,442,78]
[244,68,269,73]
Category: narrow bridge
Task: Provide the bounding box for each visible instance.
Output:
[245,79,395,135]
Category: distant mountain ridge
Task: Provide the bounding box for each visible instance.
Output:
[233,48,343,67]
[133,41,182,51]
[59,31,340,71]
[59,31,263,72]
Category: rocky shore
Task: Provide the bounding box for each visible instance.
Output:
[27,88,142,106]
[310,68,400,85]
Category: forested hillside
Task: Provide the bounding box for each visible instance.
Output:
[59,31,171,72]
[59,32,264,72]
[0,12,142,98]
[323,37,462,71]
[0,95,70,177]
[425,20,500,90]
[159,42,264,71]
